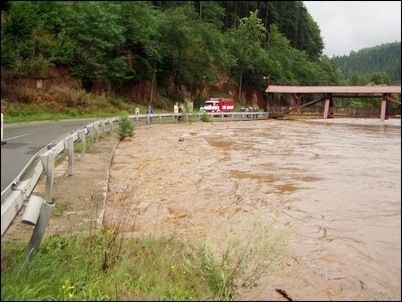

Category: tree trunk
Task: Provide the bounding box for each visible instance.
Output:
[238,71,243,103]
[264,1,269,29]
[234,1,238,28]
[150,69,156,104]
[199,1,202,19]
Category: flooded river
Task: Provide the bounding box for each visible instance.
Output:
[105,118,401,300]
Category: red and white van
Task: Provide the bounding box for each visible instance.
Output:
[203,98,234,113]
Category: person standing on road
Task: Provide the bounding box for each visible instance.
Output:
[178,103,183,121]
[134,106,140,120]
[146,105,154,124]
[174,102,179,120]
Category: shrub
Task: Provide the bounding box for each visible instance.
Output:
[200,112,212,122]
[118,116,134,141]
[11,56,53,78]
[65,108,78,117]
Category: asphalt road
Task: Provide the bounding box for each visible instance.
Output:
[1,118,97,193]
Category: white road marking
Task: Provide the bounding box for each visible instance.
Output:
[4,133,32,141]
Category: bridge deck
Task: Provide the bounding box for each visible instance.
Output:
[265,85,401,94]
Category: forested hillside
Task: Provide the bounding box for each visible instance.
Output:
[1,1,344,115]
[332,42,401,84]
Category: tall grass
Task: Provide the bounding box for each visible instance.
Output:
[2,189,290,301]
[1,231,213,300]
[2,227,289,300]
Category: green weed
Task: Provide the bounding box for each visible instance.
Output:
[53,201,68,217]
[1,225,289,301]
[118,116,134,141]
[200,112,212,122]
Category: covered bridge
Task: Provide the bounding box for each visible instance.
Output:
[265,85,401,121]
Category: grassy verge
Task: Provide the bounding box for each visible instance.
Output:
[1,232,222,300]
[1,223,289,301]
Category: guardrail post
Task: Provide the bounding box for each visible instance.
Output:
[25,201,54,262]
[40,150,55,203]
[108,119,113,131]
[23,150,57,261]
[1,112,5,145]
[88,124,94,141]
[78,130,86,159]
[67,136,74,176]
[94,122,99,142]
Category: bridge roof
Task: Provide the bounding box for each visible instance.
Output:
[265,85,401,94]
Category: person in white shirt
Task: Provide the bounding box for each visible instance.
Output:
[174,102,179,120]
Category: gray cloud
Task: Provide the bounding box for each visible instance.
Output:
[304,1,401,57]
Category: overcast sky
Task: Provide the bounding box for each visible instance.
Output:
[304,1,401,57]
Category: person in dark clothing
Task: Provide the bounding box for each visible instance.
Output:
[146,105,154,124]
[178,104,183,121]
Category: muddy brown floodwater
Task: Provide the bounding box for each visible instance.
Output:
[104,118,401,301]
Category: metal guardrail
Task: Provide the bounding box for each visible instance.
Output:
[0,111,268,241]
[1,117,119,237]
[128,111,269,125]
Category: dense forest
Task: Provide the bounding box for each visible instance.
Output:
[1,1,344,105]
[332,42,401,84]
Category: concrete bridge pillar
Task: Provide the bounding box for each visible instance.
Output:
[380,94,389,121]
[323,94,334,118]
